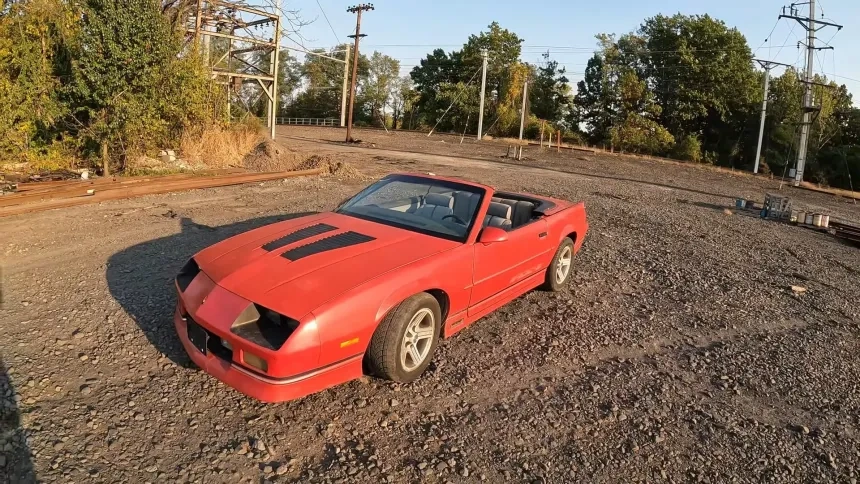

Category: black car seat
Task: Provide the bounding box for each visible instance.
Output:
[416,193,454,221]
[483,202,512,230]
[452,191,481,223]
[492,197,535,228]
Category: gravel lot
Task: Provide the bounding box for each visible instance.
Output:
[2,127,859,483]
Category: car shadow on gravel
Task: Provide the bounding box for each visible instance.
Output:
[1,357,35,483]
[106,213,315,367]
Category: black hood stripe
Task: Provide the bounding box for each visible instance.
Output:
[262,223,337,252]
[282,231,376,261]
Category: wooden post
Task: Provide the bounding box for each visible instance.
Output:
[540,121,544,147]
[558,130,561,153]
[101,142,110,176]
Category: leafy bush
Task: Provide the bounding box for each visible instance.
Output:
[609,114,675,155]
[562,130,587,146]
[0,0,77,160]
[0,0,224,174]
[672,134,703,162]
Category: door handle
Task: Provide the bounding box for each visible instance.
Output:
[538,232,547,239]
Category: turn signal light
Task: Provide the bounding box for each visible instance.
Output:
[243,352,268,373]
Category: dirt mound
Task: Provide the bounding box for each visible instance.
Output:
[243,141,368,180]
[293,155,368,180]
[242,140,306,172]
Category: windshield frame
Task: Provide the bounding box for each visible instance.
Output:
[335,174,487,243]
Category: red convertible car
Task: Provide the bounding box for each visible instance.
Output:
[174,173,588,402]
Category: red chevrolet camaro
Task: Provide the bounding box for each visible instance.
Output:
[174,173,588,402]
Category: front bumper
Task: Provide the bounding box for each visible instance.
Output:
[173,305,362,403]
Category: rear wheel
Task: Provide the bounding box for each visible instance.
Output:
[366,293,441,383]
[543,237,574,291]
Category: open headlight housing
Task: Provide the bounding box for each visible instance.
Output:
[176,258,200,292]
[230,304,300,351]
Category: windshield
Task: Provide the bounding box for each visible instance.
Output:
[336,175,485,242]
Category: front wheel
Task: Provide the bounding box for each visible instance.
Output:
[543,237,574,291]
[365,293,441,383]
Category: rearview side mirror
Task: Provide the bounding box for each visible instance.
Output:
[478,226,508,244]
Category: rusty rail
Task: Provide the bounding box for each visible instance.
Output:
[0,168,324,217]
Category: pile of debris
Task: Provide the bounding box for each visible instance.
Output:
[243,140,367,180]
[734,192,859,247]
[2,170,87,195]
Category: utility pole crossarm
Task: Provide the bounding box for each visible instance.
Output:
[778,14,843,31]
[754,59,794,69]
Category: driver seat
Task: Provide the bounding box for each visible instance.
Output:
[415,193,454,222]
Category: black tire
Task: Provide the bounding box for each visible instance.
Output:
[365,293,441,383]
[542,237,575,292]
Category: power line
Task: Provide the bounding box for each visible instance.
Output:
[315,0,342,45]
[754,18,782,56]
[364,44,796,54]
[771,22,796,59]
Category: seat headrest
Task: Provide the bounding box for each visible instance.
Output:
[487,202,511,219]
[425,193,454,208]
[454,191,477,201]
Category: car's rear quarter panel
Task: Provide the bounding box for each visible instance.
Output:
[546,201,588,252]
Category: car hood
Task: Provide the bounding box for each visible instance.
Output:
[193,212,457,318]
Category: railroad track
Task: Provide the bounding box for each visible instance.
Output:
[0,168,324,217]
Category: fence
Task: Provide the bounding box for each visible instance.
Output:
[276,118,340,127]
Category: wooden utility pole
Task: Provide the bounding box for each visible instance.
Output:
[346,4,374,143]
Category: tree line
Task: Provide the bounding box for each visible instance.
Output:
[281,18,858,189]
[2,1,858,189]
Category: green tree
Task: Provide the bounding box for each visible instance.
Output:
[390,76,418,130]
[530,53,571,124]
[410,49,466,129]
[638,14,758,162]
[410,22,523,133]
[461,21,523,99]
[285,45,368,120]
[361,52,400,127]
[571,54,615,144]
[70,0,209,173]
[0,0,76,162]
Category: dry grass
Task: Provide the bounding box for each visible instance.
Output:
[179,122,264,169]
[497,137,530,146]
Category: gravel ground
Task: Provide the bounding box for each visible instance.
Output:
[1,130,859,483]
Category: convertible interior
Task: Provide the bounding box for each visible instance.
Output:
[386,190,549,232]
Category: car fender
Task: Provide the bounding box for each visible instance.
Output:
[308,246,471,368]
[374,278,443,325]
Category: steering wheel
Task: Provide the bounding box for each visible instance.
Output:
[441,214,467,225]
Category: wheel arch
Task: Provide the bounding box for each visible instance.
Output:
[375,286,450,328]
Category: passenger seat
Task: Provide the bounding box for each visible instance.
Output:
[492,197,535,228]
[452,191,480,223]
[483,202,512,230]
[415,193,454,221]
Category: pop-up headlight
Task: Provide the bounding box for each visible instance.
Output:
[230,304,299,351]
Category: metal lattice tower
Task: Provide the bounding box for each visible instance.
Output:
[188,1,281,139]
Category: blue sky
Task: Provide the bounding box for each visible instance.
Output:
[287,0,860,97]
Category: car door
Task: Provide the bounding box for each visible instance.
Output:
[469,218,551,310]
